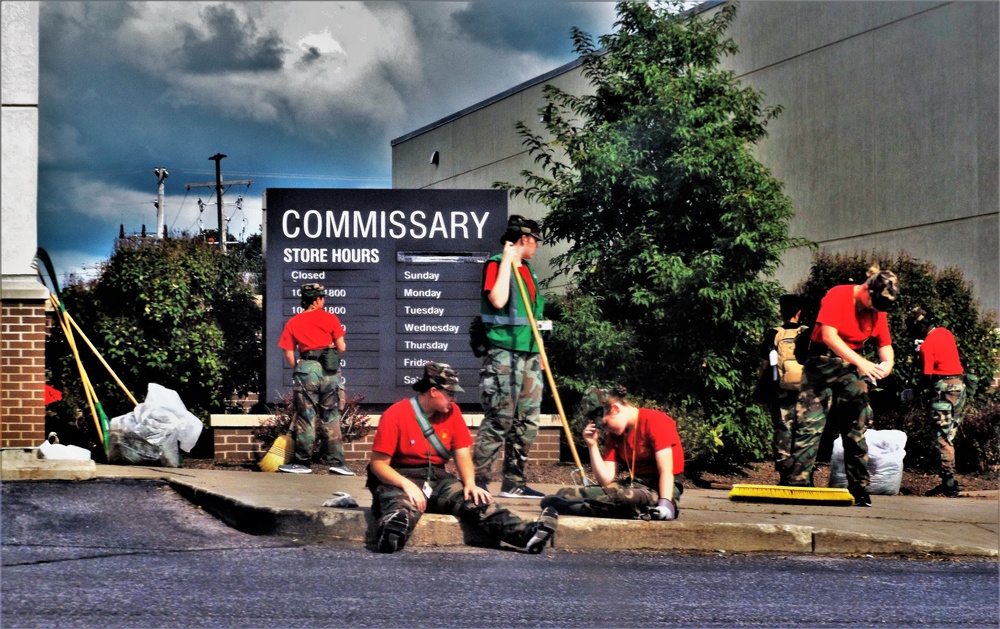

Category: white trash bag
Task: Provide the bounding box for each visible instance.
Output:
[828,429,907,495]
[37,434,92,461]
[107,383,204,467]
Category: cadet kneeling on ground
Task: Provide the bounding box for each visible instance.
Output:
[541,386,684,520]
[366,362,557,554]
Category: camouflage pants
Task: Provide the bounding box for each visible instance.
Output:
[928,377,967,483]
[369,467,535,548]
[553,476,684,519]
[290,359,345,466]
[473,346,543,485]
[787,357,871,489]
[770,392,798,483]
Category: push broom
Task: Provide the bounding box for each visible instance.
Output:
[511,262,593,487]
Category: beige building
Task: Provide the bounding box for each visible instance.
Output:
[392,1,1000,315]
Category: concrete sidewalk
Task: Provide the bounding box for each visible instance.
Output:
[4,450,995,557]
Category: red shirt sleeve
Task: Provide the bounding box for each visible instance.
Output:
[482,260,536,301]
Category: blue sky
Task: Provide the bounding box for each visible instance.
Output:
[38,1,619,281]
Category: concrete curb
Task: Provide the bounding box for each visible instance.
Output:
[167,478,998,557]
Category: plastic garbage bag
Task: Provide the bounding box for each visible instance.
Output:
[106,383,204,467]
[38,436,91,461]
[829,429,907,495]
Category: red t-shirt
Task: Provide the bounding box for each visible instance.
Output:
[811,284,891,350]
[277,308,345,352]
[371,398,474,468]
[483,261,536,302]
[920,327,964,376]
[603,408,684,477]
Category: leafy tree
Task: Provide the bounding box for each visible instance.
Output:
[49,236,262,428]
[501,1,803,462]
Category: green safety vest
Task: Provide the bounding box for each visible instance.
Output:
[480,254,545,353]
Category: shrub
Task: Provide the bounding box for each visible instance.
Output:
[252,392,373,458]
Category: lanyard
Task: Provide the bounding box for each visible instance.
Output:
[622,422,638,487]
[409,397,451,462]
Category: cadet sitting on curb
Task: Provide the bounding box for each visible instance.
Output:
[541,386,684,520]
[366,362,558,554]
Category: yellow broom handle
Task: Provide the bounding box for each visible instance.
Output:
[65,312,138,406]
[511,262,585,472]
[49,294,104,444]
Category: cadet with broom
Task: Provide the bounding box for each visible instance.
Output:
[276,282,353,475]
[366,362,557,554]
[473,215,547,498]
[541,386,684,520]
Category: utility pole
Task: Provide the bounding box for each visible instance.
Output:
[153,167,168,239]
[185,153,252,253]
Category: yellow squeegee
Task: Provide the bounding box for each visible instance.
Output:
[728,484,855,505]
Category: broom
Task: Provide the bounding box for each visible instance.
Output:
[728,484,855,505]
[259,433,294,472]
[511,262,593,486]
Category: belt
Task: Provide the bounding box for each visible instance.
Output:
[806,343,837,358]
[932,374,963,381]
[300,349,325,360]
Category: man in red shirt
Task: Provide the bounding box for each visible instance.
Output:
[367,362,557,554]
[908,307,967,497]
[276,283,352,475]
[786,267,899,507]
[541,386,685,520]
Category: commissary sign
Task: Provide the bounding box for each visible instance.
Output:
[263,188,507,405]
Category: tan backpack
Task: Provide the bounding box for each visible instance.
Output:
[774,326,807,390]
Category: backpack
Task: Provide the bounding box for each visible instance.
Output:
[774,325,808,390]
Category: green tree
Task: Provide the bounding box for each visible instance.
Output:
[501,1,803,462]
[50,236,262,426]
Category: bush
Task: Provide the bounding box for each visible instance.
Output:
[252,392,373,458]
[794,251,1000,473]
[794,251,999,410]
[46,236,263,446]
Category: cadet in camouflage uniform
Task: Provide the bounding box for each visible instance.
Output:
[755,294,807,484]
[787,267,899,507]
[276,283,353,475]
[541,386,685,520]
[908,307,969,497]
[473,215,546,498]
[366,362,557,554]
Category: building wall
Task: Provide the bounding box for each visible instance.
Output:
[391,1,999,315]
[2,1,48,447]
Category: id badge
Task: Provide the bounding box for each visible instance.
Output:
[422,481,433,499]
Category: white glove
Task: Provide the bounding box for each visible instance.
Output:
[648,499,676,521]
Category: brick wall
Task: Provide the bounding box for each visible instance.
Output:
[211,420,563,466]
[1,299,48,447]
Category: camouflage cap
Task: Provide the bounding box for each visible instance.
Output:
[578,386,610,426]
[415,361,465,393]
[867,270,899,312]
[301,283,326,300]
[503,214,542,242]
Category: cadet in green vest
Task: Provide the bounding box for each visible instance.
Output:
[473,215,547,498]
